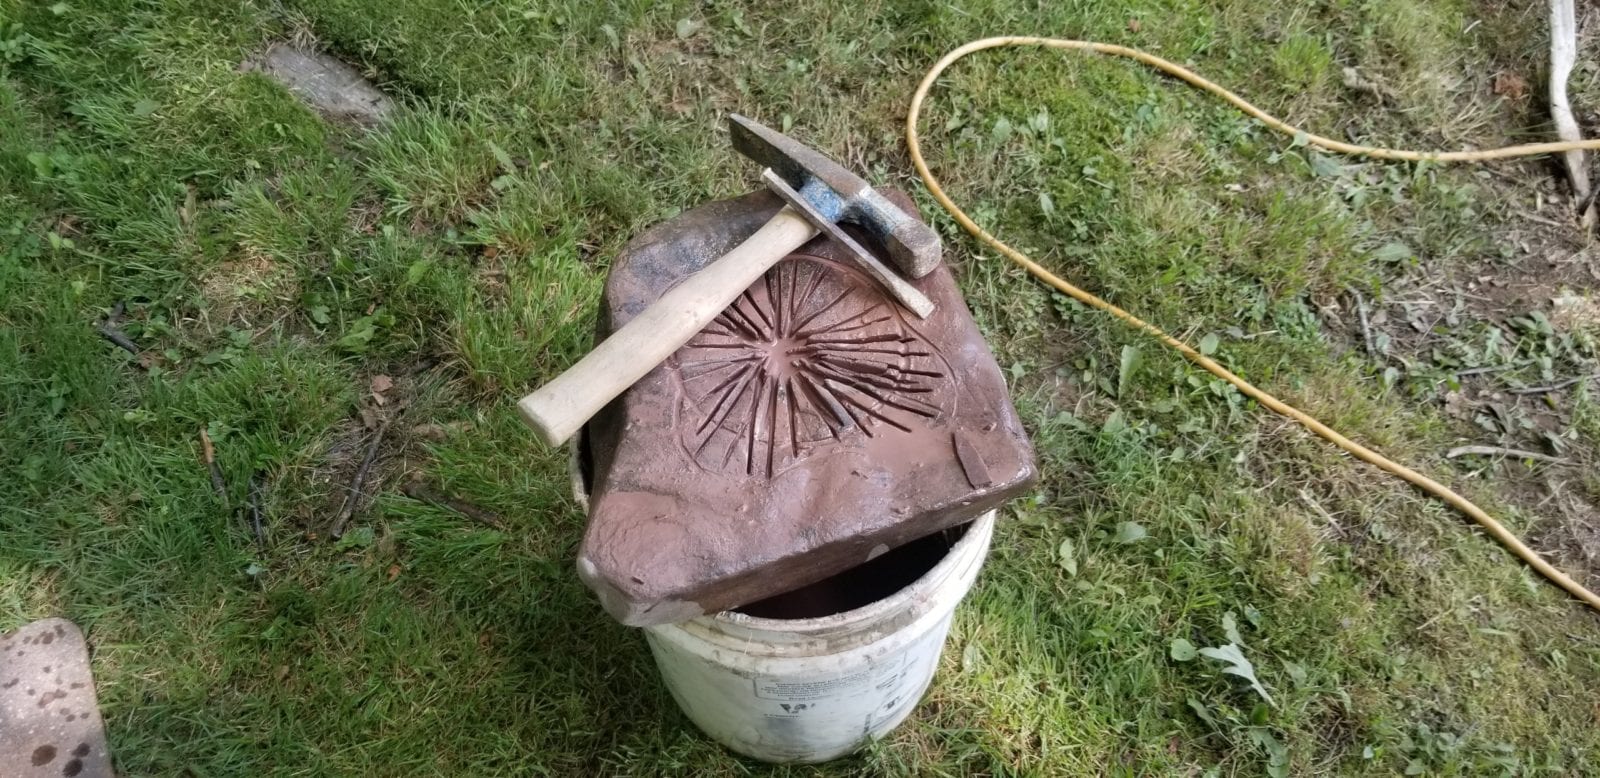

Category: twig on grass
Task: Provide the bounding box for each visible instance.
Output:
[1507,374,1597,395]
[199,427,227,503]
[1297,488,1346,539]
[401,480,504,530]
[247,471,267,549]
[1520,211,1574,229]
[1445,445,1566,464]
[1413,606,1461,634]
[1351,289,1378,358]
[1454,362,1530,378]
[330,421,390,540]
[97,300,139,355]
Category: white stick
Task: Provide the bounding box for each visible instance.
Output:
[1445,445,1565,464]
[518,208,818,446]
[1550,0,1594,226]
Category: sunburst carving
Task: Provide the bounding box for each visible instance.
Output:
[674,254,952,478]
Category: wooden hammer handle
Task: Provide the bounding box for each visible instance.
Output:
[518,207,818,446]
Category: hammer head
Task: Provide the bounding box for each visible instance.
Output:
[729,114,942,278]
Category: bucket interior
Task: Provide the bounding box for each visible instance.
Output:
[732,522,970,620]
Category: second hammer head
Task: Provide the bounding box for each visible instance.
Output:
[728,114,942,278]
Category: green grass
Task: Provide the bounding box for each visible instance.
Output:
[3,0,1599,774]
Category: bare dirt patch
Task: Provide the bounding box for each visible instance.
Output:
[1335,174,1600,590]
[198,252,298,327]
[1525,474,1600,592]
[283,368,448,541]
[1376,232,1596,444]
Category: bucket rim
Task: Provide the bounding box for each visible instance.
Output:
[570,435,994,636]
[703,509,995,635]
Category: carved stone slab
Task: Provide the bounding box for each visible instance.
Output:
[580,190,1036,626]
[0,619,113,778]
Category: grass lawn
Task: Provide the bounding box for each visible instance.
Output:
[4,0,1600,774]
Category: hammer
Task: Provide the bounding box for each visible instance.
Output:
[517,115,942,446]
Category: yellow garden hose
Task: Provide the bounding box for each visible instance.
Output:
[907,36,1600,612]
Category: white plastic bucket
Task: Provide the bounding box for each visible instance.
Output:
[644,512,993,762]
[571,442,995,763]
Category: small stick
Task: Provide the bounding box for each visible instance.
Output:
[1413,607,1457,634]
[199,427,227,502]
[1507,374,1596,395]
[1454,362,1528,378]
[330,421,389,539]
[401,480,504,530]
[1351,289,1378,358]
[1520,211,1572,229]
[247,472,267,549]
[1296,488,1345,539]
[97,301,139,355]
[1445,445,1565,464]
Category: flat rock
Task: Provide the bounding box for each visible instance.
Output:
[579,190,1037,626]
[243,45,392,125]
[0,618,113,778]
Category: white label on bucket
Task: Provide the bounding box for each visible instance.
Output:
[752,652,911,703]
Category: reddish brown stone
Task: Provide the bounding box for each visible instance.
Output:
[579,190,1036,626]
